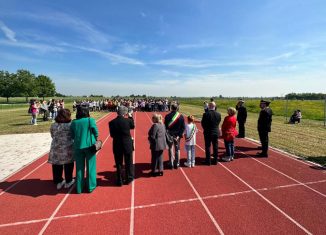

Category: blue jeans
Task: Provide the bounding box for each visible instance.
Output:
[224,140,234,157]
[185,145,195,165]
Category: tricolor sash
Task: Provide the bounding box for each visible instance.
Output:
[185,124,197,142]
[168,112,181,128]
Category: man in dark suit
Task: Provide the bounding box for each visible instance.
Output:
[236,99,247,138]
[109,106,135,186]
[164,102,185,169]
[201,102,221,165]
[257,100,273,157]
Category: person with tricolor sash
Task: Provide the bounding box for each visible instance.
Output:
[164,103,185,169]
[184,115,198,167]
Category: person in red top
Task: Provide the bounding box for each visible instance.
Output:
[221,107,238,162]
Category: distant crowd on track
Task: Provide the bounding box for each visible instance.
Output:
[47,98,274,193]
[28,98,173,125]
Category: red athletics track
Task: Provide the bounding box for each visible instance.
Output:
[0,112,325,235]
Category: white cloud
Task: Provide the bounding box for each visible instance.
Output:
[70,45,144,65]
[140,12,147,18]
[0,21,17,42]
[176,42,219,49]
[0,39,65,53]
[118,43,146,55]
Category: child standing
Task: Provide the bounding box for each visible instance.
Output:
[184,115,198,167]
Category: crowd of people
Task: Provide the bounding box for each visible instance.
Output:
[28,99,65,125]
[47,99,274,193]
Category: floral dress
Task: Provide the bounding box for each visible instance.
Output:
[48,122,74,165]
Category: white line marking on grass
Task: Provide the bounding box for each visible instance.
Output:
[130,112,136,235]
[38,113,113,235]
[243,137,321,167]
[180,168,225,235]
[196,144,313,235]
[2,179,325,229]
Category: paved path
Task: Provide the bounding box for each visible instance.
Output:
[0,133,51,182]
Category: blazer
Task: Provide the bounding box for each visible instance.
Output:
[236,105,247,123]
[164,111,185,138]
[148,123,167,151]
[258,107,273,132]
[201,110,221,136]
[70,117,98,150]
[109,116,135,155]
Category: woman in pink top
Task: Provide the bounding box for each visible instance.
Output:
[221,107,238,162]
[30,100,39,125]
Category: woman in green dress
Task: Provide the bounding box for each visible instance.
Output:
[70,105,99,194]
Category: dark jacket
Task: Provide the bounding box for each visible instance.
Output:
[109,116,135,155]
[148,123,167,151]
[258,107,273,132]
[201,110,221,136]
[236,105,247,123]
[164,111,185,138]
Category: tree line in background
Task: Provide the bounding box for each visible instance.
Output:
[285,92,326,100]
[0,69,56,102]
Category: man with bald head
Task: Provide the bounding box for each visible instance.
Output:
[201,102,221,165]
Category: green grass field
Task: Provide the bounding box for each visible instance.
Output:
[0,102,107,135]
[180,103,326,165]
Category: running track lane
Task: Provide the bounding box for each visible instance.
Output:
[133,112,222,235]
[1,112,326,234]
[0,113,113,234]
[193,121,326,234]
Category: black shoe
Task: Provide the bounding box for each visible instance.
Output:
[150,171,157,177]
[202,160,211,166]
[168,164,174,170]
[158,171,163,176]
[211,160,218,165]
[116,181,123,187]
[256,152,268,158]
[124,179,134,185]
[174,164,179,169]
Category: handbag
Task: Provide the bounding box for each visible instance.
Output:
[89,118,103,153]
[165,130,174,147]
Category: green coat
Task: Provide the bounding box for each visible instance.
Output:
[70,117,99,150]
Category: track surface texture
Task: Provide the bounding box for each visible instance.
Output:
[0,112,325,235]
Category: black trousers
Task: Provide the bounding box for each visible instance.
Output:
[151,150,164,172]
[114,152,134,183]
[52,163,74,184]
[258,131,269,154]
[238,121,245,137]
[204,134,218,162]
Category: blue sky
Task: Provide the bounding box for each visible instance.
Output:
[0,0,325,97]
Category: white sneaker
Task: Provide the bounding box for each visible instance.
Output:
[184,162,191,168]
[64,179,75,188]
[222,156,231,162]
[57,180,66,190]
[191,163,195,168]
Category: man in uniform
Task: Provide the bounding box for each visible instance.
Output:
[257,100,273,157]
[236,99,247,138]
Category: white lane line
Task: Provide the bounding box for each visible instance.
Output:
[2,179,325,229]
[196,144,313,235]
[237,149,326,198]
[180,168,225,235]
[38,185,75,235]
[38,113,113,235]
[145,112,224,234]
[243,137,320,167]
[0,113,112,196]
[130,112,136,235]
[0,161,47,196]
